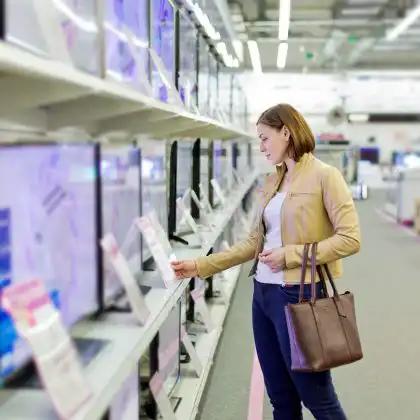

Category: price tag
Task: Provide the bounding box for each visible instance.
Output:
[211,179,227,206]
[101,233,150,324]
[199,184,214,215]
[2,280,92,419]
[149,372,177,420]
[145,211,174,259]
[180,325,203,377]
[176,199,206,244]
[190,288,215,333]
[135,217,177,288]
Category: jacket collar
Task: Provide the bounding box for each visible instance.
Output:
[275,152,314,180]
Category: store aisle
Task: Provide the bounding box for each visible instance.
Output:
[197,192,420,420]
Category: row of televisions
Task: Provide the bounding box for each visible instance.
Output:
[0,138,252,419]
[0,0,245,121]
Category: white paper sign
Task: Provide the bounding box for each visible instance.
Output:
[3,279,92,420]
[149,372,177,420]
[135,217,177,288]
[101,233,150,324]
[146,211,174,259]
[180,325,203,377]
[191,288,215,332]
[211,179,227,206]
[176,198,205,244]
[199,184,214,214]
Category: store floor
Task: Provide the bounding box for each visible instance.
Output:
[197,192,420,420]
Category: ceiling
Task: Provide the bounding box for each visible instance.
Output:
[228,0,420,72]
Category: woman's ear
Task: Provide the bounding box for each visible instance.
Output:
[283,126,290,140]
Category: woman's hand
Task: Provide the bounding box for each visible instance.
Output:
[171,260,198,280]
[259,248,286,273]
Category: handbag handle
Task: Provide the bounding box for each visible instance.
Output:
[298,243,311,303]
[316,264,340,299]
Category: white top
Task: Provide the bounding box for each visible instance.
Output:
[255,192,286,285]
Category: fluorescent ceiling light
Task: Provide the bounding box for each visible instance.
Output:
[386,4,420,41]
[277,42,288,68]
[278,0,291,41]
[341,7,380,15]
[247,40,263,74]
[349,114,369,123]
[347,0,384,3]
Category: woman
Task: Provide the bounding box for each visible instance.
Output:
[171,103,361,420]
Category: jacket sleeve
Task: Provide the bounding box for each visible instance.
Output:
[284,166,361,269]
[195,213,260,279]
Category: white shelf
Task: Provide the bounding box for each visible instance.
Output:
[0,42,250,141]
[0,171,258,420]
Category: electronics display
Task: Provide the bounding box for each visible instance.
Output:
[141,141,167,260]
[213,140,227,191]
[0,143,98,381]
[176,142,193,227]
[198,37,210,116]
[104,0,149,90]
[5,0,99,74]
[110,368,140,420]
[208,50,218,119]
[101,146,142,304]
[178,11,198,109]
[159,299,181,395]
[151,0,175,103]
[200,139,210,199]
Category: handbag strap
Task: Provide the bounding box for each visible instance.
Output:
[310,243,318,304]
[318,264,340,298]
[298,243,310,303]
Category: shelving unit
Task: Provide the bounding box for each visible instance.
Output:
[0,2,255,420]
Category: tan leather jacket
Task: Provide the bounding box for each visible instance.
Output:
[196,153,361,284]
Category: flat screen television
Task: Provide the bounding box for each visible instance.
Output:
[151,0,175,103]
[213,140,227,192]
[198,37,210,116]
[208,50,218,119]
[178,11,198,109]
[141,141,167,262]
[0,143,99,382]
[4,0,99,75]
[104,0,150,90]
[101,146,142,305]
[176,141,193,229]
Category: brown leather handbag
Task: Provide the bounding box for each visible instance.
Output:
[284,243,363,372]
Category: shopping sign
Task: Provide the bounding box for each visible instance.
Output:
[101,233,150,325]
[2,279,92,420]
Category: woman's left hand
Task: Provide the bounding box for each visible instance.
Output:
[259,248,286,272]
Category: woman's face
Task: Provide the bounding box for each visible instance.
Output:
[257,123,290,165]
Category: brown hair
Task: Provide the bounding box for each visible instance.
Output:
[257,103,315,161]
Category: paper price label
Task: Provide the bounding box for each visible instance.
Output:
[101,233,150,324]
[211,179,226,206]
[191,289,215,332]
[149,372,177,420]
[135,217,177,288]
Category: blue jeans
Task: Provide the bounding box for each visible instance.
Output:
[252,280,347,420]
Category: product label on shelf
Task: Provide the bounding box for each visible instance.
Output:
[190,288,215,332]
[146,211,174,259]
[176,198,206,245]
[2,279,92,419]
[210,179,227,206]
[135,217,177,288]
[199,184,214,215]
[101,233,150,324]
[180,325,203,377]
[149,371,177,420]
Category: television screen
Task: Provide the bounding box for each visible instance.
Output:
[0,143,98,381]
[151,0,175,102]
[5,0,99,74]
[208,51,218,119]
[200,139,210,198]
[179,11,198,109]
[198,37,210,116]
[104,0,149,90]
[176,142,193,227]
[213,140,227,190]
[101,146,142,304]
[141,142,167,261]
[159,299,181,394]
